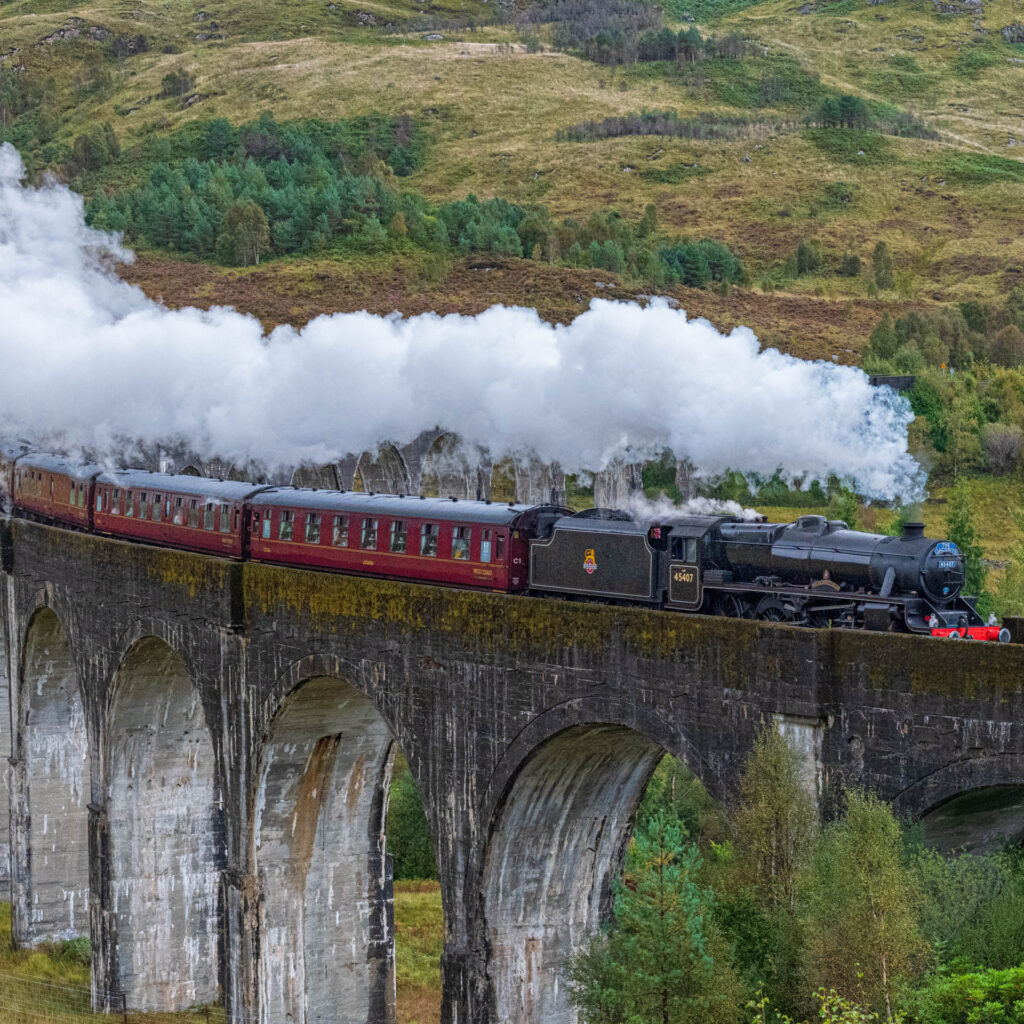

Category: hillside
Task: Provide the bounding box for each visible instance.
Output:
[1,0,1022,359]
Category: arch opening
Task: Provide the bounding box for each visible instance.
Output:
[482,725,665,1024]
[353,444,411,495]
[252,676,404,1024]
[107,637,221,1011]
[20,608,90,944]
[291,463,341,490]
[420,434,483,500]
[921,785,1024,854]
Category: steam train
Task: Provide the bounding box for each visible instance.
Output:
[0,446,1007,641]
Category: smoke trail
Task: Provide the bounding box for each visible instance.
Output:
[0,144,925,501]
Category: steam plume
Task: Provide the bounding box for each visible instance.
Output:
[0,144,924,501]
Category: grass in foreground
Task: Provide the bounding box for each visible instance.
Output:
[0,893,446,1023]
[395,880,444,1024]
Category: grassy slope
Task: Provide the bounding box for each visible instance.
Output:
[2,0,1023,363]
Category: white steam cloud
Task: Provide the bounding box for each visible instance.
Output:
[0,144,925,501]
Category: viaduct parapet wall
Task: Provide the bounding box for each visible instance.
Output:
[2,518,1023,1023]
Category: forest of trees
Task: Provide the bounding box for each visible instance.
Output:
[79,113,745,286]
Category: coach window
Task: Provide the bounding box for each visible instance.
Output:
[96,490,104,513]
[495,533,505,561]
[153,495,163,523]
[174,497,186,525]
[480,529,492,563]
[219,504,230,533]
[452,526,471,560]
[189,499,199,528]
[262,510,273,539]
[204,503,215,530]
[332,515,348,546]
[279,510,294,541]
[421,522,438,557]
[390,520,407,553]
[139,492,148,519]
[306,512,321,544]
[361,517,378,549]
[126,490,136,517]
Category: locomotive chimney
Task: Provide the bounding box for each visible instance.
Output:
[901,521,925,540]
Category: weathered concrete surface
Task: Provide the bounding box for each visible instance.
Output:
[3,517,1024,1023]
[12,606,90,944]
[483,726,661,1023]
[107,637,221,1010]
[254,676,394,1024]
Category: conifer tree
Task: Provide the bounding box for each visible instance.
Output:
[566,811,743,1024]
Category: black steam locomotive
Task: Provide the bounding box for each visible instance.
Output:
[529,510,1006,641]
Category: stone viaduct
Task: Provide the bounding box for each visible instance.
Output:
[2,516,1024,1023]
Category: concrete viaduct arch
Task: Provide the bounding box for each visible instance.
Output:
[2,519,1024,1023]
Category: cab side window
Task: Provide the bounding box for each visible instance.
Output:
[671,537,698,561]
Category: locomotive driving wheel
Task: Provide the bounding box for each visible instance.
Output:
[715,593,751,619]
[755,597,796,622]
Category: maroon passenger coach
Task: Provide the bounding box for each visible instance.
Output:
[249,490,566,592]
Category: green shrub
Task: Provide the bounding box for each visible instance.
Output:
[804,128,891,164]
[901,966,1024,1024]
[952,49,998,78]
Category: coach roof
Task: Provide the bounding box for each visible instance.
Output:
[97,469,267,502]
[252,488,542,525]
[17,453,104,477]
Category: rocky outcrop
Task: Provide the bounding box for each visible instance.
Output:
[1002,21,1024,43]
[37,17,111,45]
